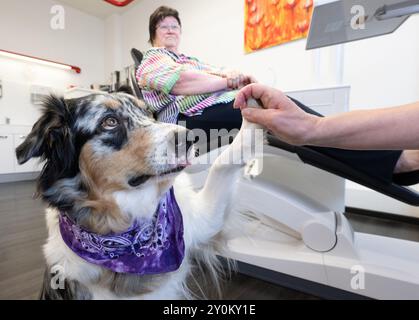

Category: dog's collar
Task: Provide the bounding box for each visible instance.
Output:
[58,187,185,275]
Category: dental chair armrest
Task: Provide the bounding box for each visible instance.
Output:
[267,135,419,206]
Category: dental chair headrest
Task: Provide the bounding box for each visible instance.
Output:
[131,48,143,68]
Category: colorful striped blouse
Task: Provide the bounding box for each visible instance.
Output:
[136,47,237,123]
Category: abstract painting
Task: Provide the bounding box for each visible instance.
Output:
[245,0,314,53]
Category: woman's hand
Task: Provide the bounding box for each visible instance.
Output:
[226,70,243,89]
[225,70,257,90]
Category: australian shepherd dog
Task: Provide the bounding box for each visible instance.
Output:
[16,93,262,299]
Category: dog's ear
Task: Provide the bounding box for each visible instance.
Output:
[16,95,74,165]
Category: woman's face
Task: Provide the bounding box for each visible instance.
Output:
[153,16,181,52]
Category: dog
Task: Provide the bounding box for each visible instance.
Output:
[16,93,262,299]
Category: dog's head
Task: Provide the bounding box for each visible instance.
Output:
[17,93,193,232]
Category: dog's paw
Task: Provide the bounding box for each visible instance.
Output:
[225,98,267,166]
[246,98,263,109]
[241,98,268,146]
[241,98,265,131]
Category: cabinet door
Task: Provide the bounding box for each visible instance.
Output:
[13,134,40,173]
[0,134,15,174]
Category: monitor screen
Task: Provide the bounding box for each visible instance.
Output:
[306,0,414,50]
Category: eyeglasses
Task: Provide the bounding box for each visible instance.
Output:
[157,24,181,32]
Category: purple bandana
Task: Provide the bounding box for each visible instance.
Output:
[59,188,185,275]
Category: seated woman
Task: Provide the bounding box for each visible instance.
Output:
[136,6,251,130]
[136,5,419,186]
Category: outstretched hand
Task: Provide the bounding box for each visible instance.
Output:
[233,83,321,145]
[225,70,257,90]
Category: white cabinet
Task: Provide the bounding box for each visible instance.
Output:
[0,134,15,174]
[0,125,42,176]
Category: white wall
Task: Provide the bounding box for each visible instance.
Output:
[105,14,123,82]
[118,0,419,110]
[344,15,419,109]
[0,0,105,126]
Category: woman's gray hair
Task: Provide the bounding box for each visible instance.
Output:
[148,6,182,45]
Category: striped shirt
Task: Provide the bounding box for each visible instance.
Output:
[136,47,237,123]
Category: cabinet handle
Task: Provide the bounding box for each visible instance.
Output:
[19,135,27,139]
[0,135,8,139]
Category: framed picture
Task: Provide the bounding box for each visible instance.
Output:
[245,0,314,53]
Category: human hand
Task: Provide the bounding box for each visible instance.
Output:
[233,83,321,145]
[244,74,258,85]
[225,70,243,90]
[225,71,257,90]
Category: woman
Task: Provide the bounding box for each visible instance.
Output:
[136,6,419,186]
[137,6,253,133]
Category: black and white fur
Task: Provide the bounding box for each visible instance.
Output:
[16,93,262,299]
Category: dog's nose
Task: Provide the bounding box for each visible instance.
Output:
[173,130,193,157]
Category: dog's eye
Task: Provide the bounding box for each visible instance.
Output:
[101,117,119,130]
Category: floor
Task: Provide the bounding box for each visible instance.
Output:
[1,181,418,300]
[0,181,46,300]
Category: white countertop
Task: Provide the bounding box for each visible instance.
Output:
[0,125,33,135]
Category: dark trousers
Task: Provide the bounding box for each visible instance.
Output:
[178,99,402,184]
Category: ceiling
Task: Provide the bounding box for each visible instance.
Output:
[55,0,139,19]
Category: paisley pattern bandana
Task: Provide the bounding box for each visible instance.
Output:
[59,188,185,275]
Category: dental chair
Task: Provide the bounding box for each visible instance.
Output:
[129,49,419,300]
[182,86,419,300]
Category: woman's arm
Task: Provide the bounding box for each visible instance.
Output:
[171,70,256,95]
[170,70,228,95]
[137,48,254,96]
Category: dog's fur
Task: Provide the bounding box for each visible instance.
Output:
[16,93,261,299]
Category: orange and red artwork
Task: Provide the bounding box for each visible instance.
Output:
[245,0,314,53]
